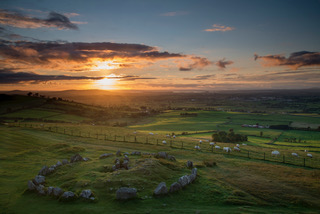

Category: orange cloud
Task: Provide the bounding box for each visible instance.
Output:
[204,24,234,32]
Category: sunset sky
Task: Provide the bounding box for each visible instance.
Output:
[0,0,319,91]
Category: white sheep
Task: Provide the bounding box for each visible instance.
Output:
[166,134,170,138]
[291,153,298,157]
[233,147,240,152]
[307,153,313,158]
[149,132,154,135]
[236,144,240,148]
[242,143,247,146]
[271,150,280,156]
[173,135,176,138]
[209,142,215,146]
[199,140,202,144]
[304,150,308,152]
[133,131,137,134]
[162,140,167,144]
[223,147,232,152]
[195,145,201,150]
[215,145,221,149]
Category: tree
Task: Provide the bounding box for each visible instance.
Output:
[27,92,32,96]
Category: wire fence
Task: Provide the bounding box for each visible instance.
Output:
[9,122,320,169]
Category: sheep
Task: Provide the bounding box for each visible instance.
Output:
[199,140,202,144]
[304,150,308,152]
[149,132,154,135]
[307,153,313,158]
[242,143,247,146]
[209,142,215,146]
[215,145,221,149]
[223,147,232,152]
[291,153,298,157]
[162,140,167,144]
[194,145,201,150]
[236,144,240,148]
[166,134,170,138]
[271,150,280,156]
[233,147,240,152]
[173,135,176,138]
[133,131,137,134]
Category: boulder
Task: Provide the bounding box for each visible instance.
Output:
[39,166,50,176]
[56,160,62,167]
[186,161,193,168]
[188,174,196,183]
[157,152,167,159]
[116,150,121,156]
[191,168,198,176]
[47,186,54,195]
[154,182,168,195]
[53,187,63,197]
[27,180,36,190]
[62,159,69,165]
[131,151,141,155]
[34,175,45,185]
[169,182,182,193]
[116,187,137,200]
[35,184,46,195]
[83,157,89,161]
[123,152,129,155]
[167,155,176,161]
[48,167,55,174]
[61,191,76,199]
[70,154,84,163]
[99,153,113,159]
[178,175,190,187]
[115,159,121,169]
[122,160,129,170]
[80,189,93,199]
[124,155,129,161]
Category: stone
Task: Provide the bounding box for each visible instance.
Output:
[39,166,50,176]
[61,191,76,200]
[99,153,113,159]
[56,161,62,167]
[154,182,168,195]
[188,174,196,183]
[192,168,198,176]
[116,187,137,200]
[131,151,141,155]
[124,155,129,161]
[169,182,182,193]
[48,167,55,173]
[157,152,167,159]
[167,155,176,161]
[143,152,150,155]
[80,189,93,199]
[62,159,69,165]
[36,184,46,195]
[83,157,89,161]
[178,175,190,187]
[90,197,95,201]
[115,159,121,169]
[70,154,84,163]
[116,150,121,156]
[53,187,63,197]
[112,165,117,171]
[34,175,45,185]
[186,161,193,168]
[122,160,129,170]
[47,186,54,195]
[123,152,129,155]
[28,180,36,190]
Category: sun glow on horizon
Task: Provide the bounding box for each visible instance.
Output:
[94,74,119,90]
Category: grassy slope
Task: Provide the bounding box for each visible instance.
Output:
[0,125,320,214]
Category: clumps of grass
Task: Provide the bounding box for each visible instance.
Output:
[225,196,256,206]
[59,146,86,154]
[232,190,247,197]
[202,159,217,167]
[50,143,70,150]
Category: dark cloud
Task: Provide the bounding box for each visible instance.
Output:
[0,9,78,30]
[183,74,216,80]
[0,69,103,84]
[254,51,320,69]
[106,75,157,81]
[215,59,233,69]
[179,57,212,71]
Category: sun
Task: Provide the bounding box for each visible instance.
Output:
[94,74,119,90]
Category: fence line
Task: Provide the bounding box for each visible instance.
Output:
[10,122,320,169]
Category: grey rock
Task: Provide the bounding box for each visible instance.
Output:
[169,182,182,193]
[154,182,168,195]
[80,189,92,199]
[131,151,141,155]
[62,159,69,165]
[36,184,46,195]
[61,191,76,199]
[53,187,63,197]
[27,180,36,190]
[115,159,121,169]
[112,165,117,171]
[116,187,137,200]
[56,160,62,167]
[191,168,198,176]
[188,174,196,183]
[143,152,150,155]
[48,167,55,173]
[39,166,50,176]
[83,157,89,161]
[90,197,95,200]
[116,150,121,156]
[122,160,129,170]
[186,160,193,168]
[123,152,129,155]
[124,155,129,161]
[167,155,176,161]
[157,152,167,159]
[70,154,84,163]
[99,153,113,159]
[178,175,190,187]
[34,175,45,185]
[47,186,54,195]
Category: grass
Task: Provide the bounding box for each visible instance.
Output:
[1,125,320,213]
